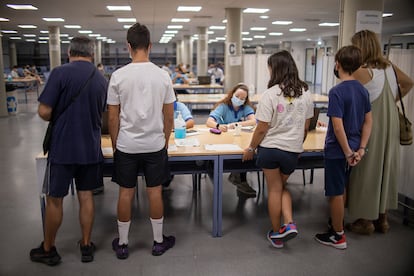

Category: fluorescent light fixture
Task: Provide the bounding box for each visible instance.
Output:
[269,32,283,36]
[39,41,47,44]
[306,38,312,41]
[177,6,202,12]
[260,16,269,19]
[61,41,70,44]
[222,19,227,23]
[167,25,183,29]
[208,39,218,43]
[317,41,322,45]
[165,30,178,34]
[1,30,18,34]
[9,37,22,40]
[209,26,226,30]
[7,4,38,10]
[272,21,292,25]
[289,28,306,32]
[60,34,69,37]
[171,18,190,22]
[254,35,266,39]
[43,18,65,22]
[23,34,36,37]
[117,18,136,23]
[64,25,81,29]
[242,37,253,41]
[163,34,175,37]
[123,25,132,29]
[382,13,393,18]
[26,39,36,42]
[107,5,131,11]
[39,37,49,40]
[319,22,339,27]
[207,31,214,34]
[243,8,269,14]
[79,30,93,34]
[0,18,10,22]
[250,27,267,31]
[216,37,225,41]
[40,30,49,34]
[97,37,107,40]
[88,34,101,37]
[242,32,250,35]
[18,25,37,29]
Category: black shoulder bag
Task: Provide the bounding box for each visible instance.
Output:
[42,68,96,154]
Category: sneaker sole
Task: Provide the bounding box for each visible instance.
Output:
[30,255,61,266]
[270,229,298,242]
[112,238,129,259]
[152,238,175,256]
[314,237,347,250]
[267,235,284,248]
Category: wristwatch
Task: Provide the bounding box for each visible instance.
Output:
[216,123,220,129]
[247,147,255,152]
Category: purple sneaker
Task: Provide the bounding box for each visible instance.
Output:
[152,235,175,256]
[112,238,129,259]
[267,230,284,248]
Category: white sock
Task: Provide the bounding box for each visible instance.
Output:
[150,217,164,243]
[336,230,344,235]
[117,220,131,245]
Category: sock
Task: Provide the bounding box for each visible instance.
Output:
[150,217,164,243]
[117,220,131,245]
[336,230,344,235]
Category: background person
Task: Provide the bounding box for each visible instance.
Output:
[242,51,313,249]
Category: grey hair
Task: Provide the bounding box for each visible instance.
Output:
[69,36,95,57]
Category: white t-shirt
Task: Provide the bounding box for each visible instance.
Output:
[107,62,175,153]
[255,85,314,153]
[364,66,398,103]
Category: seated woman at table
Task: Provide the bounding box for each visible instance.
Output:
[175,92,194,129]
[206,83,257,198]
[171,65,189,94]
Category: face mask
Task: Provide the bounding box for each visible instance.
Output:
[333,66,340,79]
[231,95,245,107]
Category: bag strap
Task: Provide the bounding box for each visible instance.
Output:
[391,65,408,121]
[51,67,96,124]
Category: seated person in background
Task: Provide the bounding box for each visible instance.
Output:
[207,63,224,85]
[11,65,21,78]
[24,64,43,85]
[171,66,189,94]
[162,62,172,75]
[175,93,194,129]
[206,83,257,198]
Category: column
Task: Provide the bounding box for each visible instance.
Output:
[175,40,182,66]
[224,8,243,91]
[183,35,193,71]
[197,27,208,76]
[9,42,17,67]
[281,41,292,52]
[338,0,384,47]
[0,35,8,116]
[95,40,102,65]
[48,26,61,69]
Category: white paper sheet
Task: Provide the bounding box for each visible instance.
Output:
[102,147,113,155]
[175,138,200,147]
[204,144,242,151]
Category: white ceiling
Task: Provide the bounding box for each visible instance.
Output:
[0,0,413,46]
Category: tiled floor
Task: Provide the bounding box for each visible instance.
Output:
[0,88,413,275]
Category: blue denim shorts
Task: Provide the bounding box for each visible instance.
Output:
[256,146,299,175]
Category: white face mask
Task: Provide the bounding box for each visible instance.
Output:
[231,95,245,107]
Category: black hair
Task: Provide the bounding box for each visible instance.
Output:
[69,36,94,57]
[335,45,363,75]
[127,22,150,50]
[267,50,308,98]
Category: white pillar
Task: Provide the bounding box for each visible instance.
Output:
[48,26,61,69]
[95,40,102,65]
[197,27,208,76]
[176,40,182,66]
[183,35,193,70]
[224,8,243,91]
[0,35,8,116]
[338,0,384,47]
[9,42,17,67]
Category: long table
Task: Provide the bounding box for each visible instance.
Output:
[173,84,224,94]
[5,77,39,103]
[35,126,326,237]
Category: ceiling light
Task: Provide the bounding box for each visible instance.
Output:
[243,8,269,14]
[222,19,227,23]
[39,37,49,40]
[163,34,175,37]
[117,18,136,23]
[319,22,339,27]
[260,16,269,19]
[123,25,132,29]
[272,21,292,25]
[167,25,183,29]
[250,27,267,31]
[0,18,10,22]
[207,31,214,34]
[40,30,49,34]
[23,34,36,37]
[216,37,225,41]
[254,35,266,39]
[7,4,38,10]
[242,32,250,35]
[1,30,18,34]
[26,39,36,42]
[64,25,81,29]
[107,6,131,11]
[88,34,101,37]
[171,18,190,22]
[18,25,37,29]
[382,13,393,18]
[9,37,21,40]
[43,18,65,22]
[79,30,93,34]
[39,41,47,44]
[209,26,226,30]
[242,38,253,41]
[60,34,69,37]
[165,30,178,34]
[289,28,306,32]
[269,32,283,36]
[177,6,202,12]
[61,41,70,44]
[97,37,107,40]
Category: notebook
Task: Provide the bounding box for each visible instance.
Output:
[197,75,211,85]
[309,107,320,131]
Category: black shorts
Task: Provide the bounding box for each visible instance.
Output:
[45,163,103,197]
[113,148,170,188]
[256,146,299,175]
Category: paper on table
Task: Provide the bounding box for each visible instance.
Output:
[102,147,113,155]
[205,144,243,151]
[175,138,200,147]
[168,144,178,152]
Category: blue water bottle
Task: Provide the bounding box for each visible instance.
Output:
[174,111,186,139]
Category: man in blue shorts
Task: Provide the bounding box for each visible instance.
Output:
[314,45,372,249]
[30,36,108,265]
[107,22,176,259]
